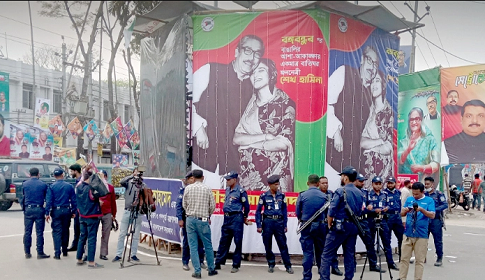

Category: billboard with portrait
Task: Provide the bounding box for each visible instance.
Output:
[325,14,399,189]
[0,72,9,113]
[34,98,50,130]
[192,10,329,192]
[398,67,441,182]
[398,45,412,75]
[441,65,485,164]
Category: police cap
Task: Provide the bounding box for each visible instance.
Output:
[339,166,357,177]
[185,171,194,179]
[372,176,383,183]
[267,175,280,184]
[224,171,238,180]
[356,173,367,181]
[386,176,396,183]
[53,168,64,176]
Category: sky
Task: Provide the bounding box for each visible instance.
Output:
[0,1,484,81]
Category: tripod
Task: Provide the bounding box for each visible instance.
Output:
[120,183,161,268]
[359,216,393,280]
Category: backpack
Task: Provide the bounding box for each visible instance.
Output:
[89,173,110,199]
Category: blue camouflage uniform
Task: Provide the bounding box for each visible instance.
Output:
[296,186,327,280]
[319,181,364,280]
[176,183,205,266]
[215,183,250,269]
[383,185,404,260]
[426,189,448,259]
[21,177,49,255]
[255,190,291,269]
[356,187,380,270]
[366,188,396,266]
[45,173,77,258]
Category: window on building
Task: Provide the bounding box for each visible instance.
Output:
[22,84,34,109]
[53,90,62,113]
[124,105,130,123]
[103,100,110,121]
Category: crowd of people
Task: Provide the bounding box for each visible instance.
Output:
[176,167,447,280]
[21,163,448,279]
[21,163,146,269]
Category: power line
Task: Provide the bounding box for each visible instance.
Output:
[426,4,451,67]
[417,28,438,66]
[415,32,481,64]
[415,40,430,69]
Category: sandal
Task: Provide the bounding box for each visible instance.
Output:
[77,261,86,266]
[88,263,104,269]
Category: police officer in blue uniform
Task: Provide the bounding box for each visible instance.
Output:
[319,166,364,280]
[318,176,343,276]
[215,171,250,273]
[255,175,293,274]
[424,176,448,267]
[176,171,206,271]
[296,174,327,280]
[366,176,399,270]
[383,176,404,261]
[45,168,77,259]
[354,173,384,273]
[21,167,50,259]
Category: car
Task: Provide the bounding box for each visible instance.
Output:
[0,159,76,211]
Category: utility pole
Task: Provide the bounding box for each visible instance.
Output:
[27,1,36,102]
[410,1,418,73]
[405,1,430,73]
[98,20,102,129]
[87,53,93,162]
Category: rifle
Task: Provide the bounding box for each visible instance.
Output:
[440,211,447,231]
[296,200,331,234]
[342,186,365,237]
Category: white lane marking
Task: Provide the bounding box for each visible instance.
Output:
[463,232,485,236]
[0,231,52,238]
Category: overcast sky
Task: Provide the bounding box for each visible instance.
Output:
[0,1,483,81]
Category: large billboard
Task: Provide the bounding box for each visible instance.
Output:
[398,68,441,183]
[192,10,329,192]
[441,65,485,164]
[325,14,399,188]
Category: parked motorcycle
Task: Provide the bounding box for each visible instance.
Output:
[450,185,470,211]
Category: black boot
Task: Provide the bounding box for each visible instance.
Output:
[331,267,343,276]
[434,257,443,267]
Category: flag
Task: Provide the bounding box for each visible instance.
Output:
[124,19,136,49]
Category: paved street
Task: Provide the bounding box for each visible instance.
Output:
[1,200,483,280]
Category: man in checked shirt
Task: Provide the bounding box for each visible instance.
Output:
[183,169,218,279]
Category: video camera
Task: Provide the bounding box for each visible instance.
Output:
[133,166,146,186]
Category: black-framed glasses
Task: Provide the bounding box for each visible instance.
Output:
[241,46,262,59]
[363,54,378,69]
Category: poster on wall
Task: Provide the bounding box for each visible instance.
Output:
[83,119,99,141]
[112,154,128,168]
[398,45,412,75]
[54,147,77,165]
[28,127,54,161]
[10,124,30,158]
[67,117,83,140]
[48,115,65,137]
[441,65,485,164]
[0,72,10,113]
[192,10,329,192]
[398,68,441,183]
[325,14,399,189]
[132,150,140,166]
[34,98,50,129]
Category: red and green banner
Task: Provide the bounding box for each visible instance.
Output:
[441,65,485,164]
[398,67,441,183]
[325,14,399,189]
[192,10,329,192]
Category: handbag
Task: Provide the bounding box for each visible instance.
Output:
[90,173,110,199]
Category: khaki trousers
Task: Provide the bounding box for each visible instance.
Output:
[399,235,428,280]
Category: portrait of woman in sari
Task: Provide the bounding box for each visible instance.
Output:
[360,71,393,188]
[233,58,296,192]
[398,107,440,181]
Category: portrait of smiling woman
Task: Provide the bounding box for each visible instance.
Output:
[233,58,296,192]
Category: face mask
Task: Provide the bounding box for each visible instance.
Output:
[425,187,432,193]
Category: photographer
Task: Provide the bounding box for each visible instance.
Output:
[112,168,146,263]
[399,182,435,280]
